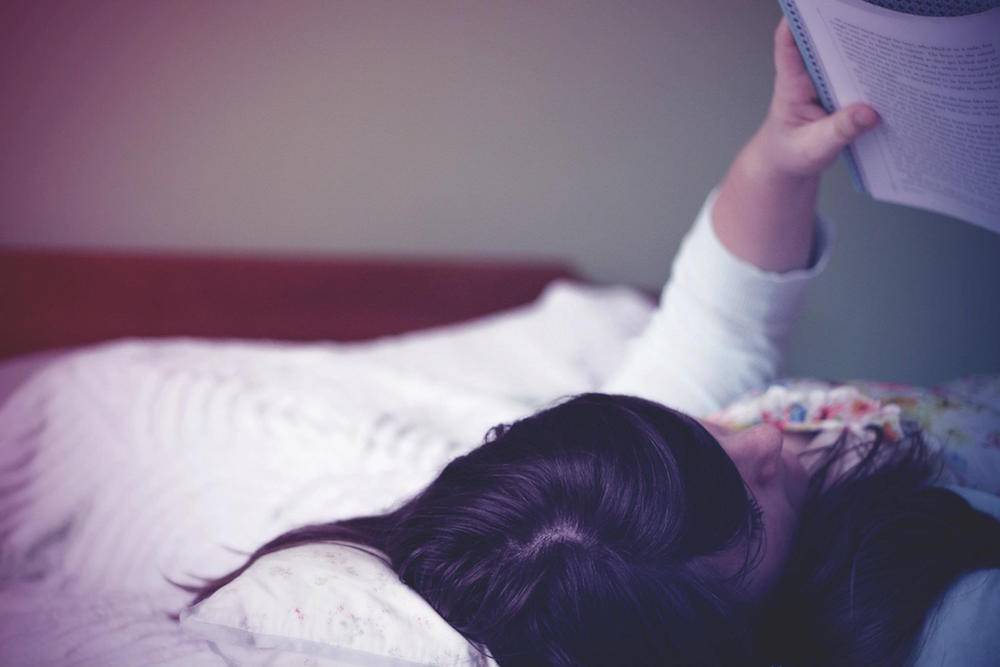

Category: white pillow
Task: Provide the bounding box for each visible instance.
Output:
[179,542,497,667]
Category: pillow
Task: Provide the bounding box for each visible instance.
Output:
[709,376,1000,495]
[180,542,496,667]
[913,486,1000,667]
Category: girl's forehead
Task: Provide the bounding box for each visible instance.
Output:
[694,417,732,438]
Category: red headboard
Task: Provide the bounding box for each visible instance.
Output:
[0,249,581,360]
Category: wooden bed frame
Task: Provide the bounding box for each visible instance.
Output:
[0,248,585,360]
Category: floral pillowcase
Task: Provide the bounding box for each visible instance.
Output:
[708,374,1000,495]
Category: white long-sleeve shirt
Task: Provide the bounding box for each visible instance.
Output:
[601,186,834,418]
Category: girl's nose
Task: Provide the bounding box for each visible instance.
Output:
[741,423,784,482]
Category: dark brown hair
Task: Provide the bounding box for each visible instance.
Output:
[176,393,765,666]
[759,426,1000,666]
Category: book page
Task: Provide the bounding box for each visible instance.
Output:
[793,0,1000,232]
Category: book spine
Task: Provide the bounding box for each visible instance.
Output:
[776,0,869,194]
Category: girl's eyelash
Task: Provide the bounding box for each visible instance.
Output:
[749,497,765,536]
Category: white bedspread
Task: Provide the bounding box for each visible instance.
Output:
[0,279,653,666]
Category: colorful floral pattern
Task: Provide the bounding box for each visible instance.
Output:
[709,375,1000,494]
[710,381,905,441]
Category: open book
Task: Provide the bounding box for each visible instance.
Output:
[778,0,1000,232]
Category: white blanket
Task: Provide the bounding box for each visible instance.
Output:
[0,279,652,666]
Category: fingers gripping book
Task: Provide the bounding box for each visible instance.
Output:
[777,0,1000,232]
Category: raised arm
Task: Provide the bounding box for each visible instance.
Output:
[712,18,879,273]
[601,18,880,416]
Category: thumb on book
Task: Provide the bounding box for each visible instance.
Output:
[847,105,880,131]
[827,103,879,146]
[799,103,880,169]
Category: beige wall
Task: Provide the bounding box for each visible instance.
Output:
[2,0,998,384]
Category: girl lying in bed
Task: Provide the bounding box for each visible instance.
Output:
[182,18,1000,667]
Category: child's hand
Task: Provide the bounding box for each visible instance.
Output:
[755,17,879,178]
[712,17,881,272]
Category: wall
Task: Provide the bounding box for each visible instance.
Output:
[2,0,998,384]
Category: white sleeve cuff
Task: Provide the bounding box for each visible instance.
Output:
[601,186,835,416]
[669,185,835,336]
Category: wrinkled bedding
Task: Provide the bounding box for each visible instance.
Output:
[1,278,997,666]
[0,280,652,666]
